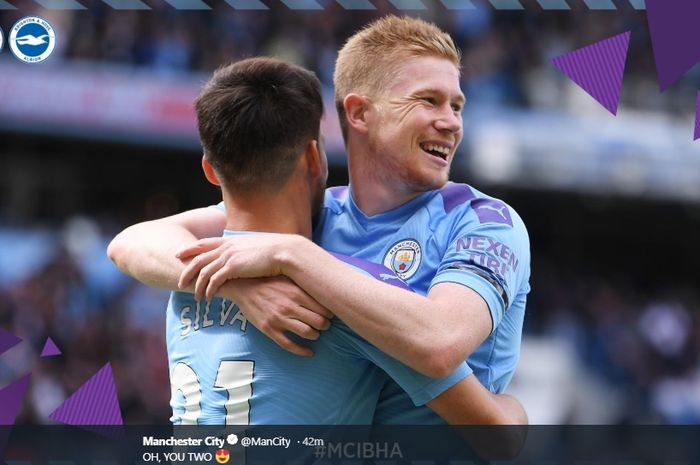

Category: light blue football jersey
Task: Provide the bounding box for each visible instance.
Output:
[166,231,471,425]
[313,182,531,424]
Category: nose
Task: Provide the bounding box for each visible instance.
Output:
[434,105,462,134]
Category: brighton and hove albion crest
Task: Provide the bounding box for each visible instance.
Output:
[383,239,422,280]
[9,17,56,63]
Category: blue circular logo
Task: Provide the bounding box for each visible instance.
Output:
[0,27,4,54]
[9,17,56,63]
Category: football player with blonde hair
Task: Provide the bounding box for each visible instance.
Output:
[110,16,530,428]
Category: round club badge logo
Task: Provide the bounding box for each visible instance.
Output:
[9,17,56,63]
[383,239,422,280]
[0,26,4,54]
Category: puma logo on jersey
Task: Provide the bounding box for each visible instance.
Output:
[477,204,508,219]
[472,199,513,226]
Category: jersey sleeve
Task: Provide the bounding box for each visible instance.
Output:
[331,324,473,406]
[431,204,530,333]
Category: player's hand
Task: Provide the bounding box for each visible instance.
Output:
[176,234,299,301]
[220,276,334,357]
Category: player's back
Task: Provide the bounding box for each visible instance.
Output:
[167,228,471,425]
[167,291,383,424]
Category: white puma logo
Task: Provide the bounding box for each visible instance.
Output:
[478,204,508,220]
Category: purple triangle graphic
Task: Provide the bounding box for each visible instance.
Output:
[0,374,31,425]
[40,337,62,357]
[647,0,700,92]
[0,375,30,465]
[49,363,123,425]
[695,92,700,141]
[551,31,631,115]
[0,328,22,356]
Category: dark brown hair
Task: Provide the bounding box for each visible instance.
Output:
[196,57,323,190]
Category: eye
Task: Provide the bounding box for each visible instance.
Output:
[451,103,463,113]
[421,96,437,105]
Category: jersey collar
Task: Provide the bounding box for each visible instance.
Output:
[346,186,436,229]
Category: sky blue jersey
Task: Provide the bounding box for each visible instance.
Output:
[313,182,531,424]
[166,231,471,425]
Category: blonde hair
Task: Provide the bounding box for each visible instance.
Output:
[334,15,461,140]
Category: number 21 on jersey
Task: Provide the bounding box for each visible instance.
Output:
[170,360,254,425]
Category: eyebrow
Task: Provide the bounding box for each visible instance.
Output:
[416,88,466,104]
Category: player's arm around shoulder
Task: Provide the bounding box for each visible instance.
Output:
[111,215,333,356]
[174,232,477,375]
[107,207,226,290]
[271,237,490,377]
[275,198,531,378]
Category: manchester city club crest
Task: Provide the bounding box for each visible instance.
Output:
[9,16,56,64]
[383,239,422,280]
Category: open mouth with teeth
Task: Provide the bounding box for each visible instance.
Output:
[420,143,450,161]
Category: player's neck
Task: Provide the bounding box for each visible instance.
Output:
[221,181,312,238]
[350,180,422,216]
[348,156,422,216]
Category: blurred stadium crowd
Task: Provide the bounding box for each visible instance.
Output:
[4,0,697,112]
[5,2,698,185]
[1,3,700,424]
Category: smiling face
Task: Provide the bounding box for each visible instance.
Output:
[364,55,465,195]
[215,449,230,464]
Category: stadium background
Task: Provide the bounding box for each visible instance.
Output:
[1,1,699,424]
